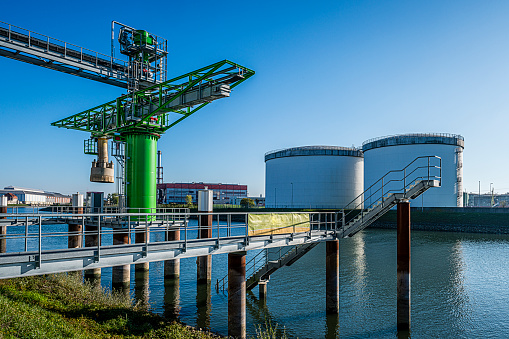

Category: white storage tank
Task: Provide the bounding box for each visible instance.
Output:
[265,146,364,209]
[362,133,464,207]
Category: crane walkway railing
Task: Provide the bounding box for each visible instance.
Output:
[0,20,158,88]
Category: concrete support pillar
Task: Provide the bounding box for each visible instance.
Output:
[228,251,246,339]
[197,189,213,284]
[164,227,180,279]
[112,229,130,292]
[326,240,340,314]
[135,229,150,271]
[259,280,268,300]
[0,197,7,253]
[397,201,411,331]
[68,223,83,249]
[84,224,101,282]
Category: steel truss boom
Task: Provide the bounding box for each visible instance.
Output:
[51,60,255,136]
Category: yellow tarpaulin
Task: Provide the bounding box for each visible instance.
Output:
[248,213,310,236]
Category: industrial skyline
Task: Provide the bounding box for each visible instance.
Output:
[2,1,509,197]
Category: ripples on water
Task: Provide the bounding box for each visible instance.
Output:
[4,210,509,338]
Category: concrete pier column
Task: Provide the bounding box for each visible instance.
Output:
[112,229,130,292]
[0,196,7,253]
[135,228,150,271]
[164,226,180,279]
[68,197,84,250]
[228,251,246,339]
[84,224,101,282]
[326,240,340,314]
[397,201,411,331]
[197,188,213,284]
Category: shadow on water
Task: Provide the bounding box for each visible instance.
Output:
[246,290,298,338]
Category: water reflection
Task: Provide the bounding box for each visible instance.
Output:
[135,269,150,308]
[325,313,339,339]
[163,277,180,319]
[196,282,211,330]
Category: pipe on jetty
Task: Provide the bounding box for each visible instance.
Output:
[397,200,411,331]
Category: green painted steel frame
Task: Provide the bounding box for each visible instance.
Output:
[51,60,255,137]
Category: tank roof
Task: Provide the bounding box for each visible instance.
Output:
[362,133,464,152]
[265,146,362,162]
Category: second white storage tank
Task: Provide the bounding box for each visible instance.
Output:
[362,133,464,207]
[265,146,364,209]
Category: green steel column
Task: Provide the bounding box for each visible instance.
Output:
[125,132,159,216]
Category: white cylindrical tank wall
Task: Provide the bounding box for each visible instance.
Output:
[362,133,464,207]
[265,146,364,209]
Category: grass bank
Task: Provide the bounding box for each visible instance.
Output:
[0,274,288,339]
[0,273,222,339]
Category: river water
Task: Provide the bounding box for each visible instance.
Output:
[3,208,509,338]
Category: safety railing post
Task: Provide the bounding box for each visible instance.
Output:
[245,213,249,246]
[404,168,406,193]
[428,157,429,183]
[25,216,28,252]
[37,216,42,269]
[217,214,220,248]
[97,215,101,262]
[381,177,384,206]
[184,214,187,252]
[145,214,148,257]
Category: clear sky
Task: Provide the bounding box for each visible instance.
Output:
[1,0,509,197]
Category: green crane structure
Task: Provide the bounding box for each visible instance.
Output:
[52,59,254,214]
[0,21,254,214]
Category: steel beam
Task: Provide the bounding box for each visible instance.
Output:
[0,231,334,279]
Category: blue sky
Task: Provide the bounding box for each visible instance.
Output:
[1,0,509,197]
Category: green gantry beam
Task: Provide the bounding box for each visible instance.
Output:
[51,60,255,136]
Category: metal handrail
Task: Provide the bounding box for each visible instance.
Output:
[341,155,442,224]
[0,20,128,69]
[0,211,338,277]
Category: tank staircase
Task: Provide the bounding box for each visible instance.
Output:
[216,242,318,293]
[339,155,442,238]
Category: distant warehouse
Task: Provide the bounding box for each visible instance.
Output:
[157,182,248,205]
[0,186,71,205]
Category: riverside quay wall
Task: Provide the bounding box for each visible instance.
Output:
[370,207,509,234]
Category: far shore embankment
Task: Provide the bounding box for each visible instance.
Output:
[370,207,509,234]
